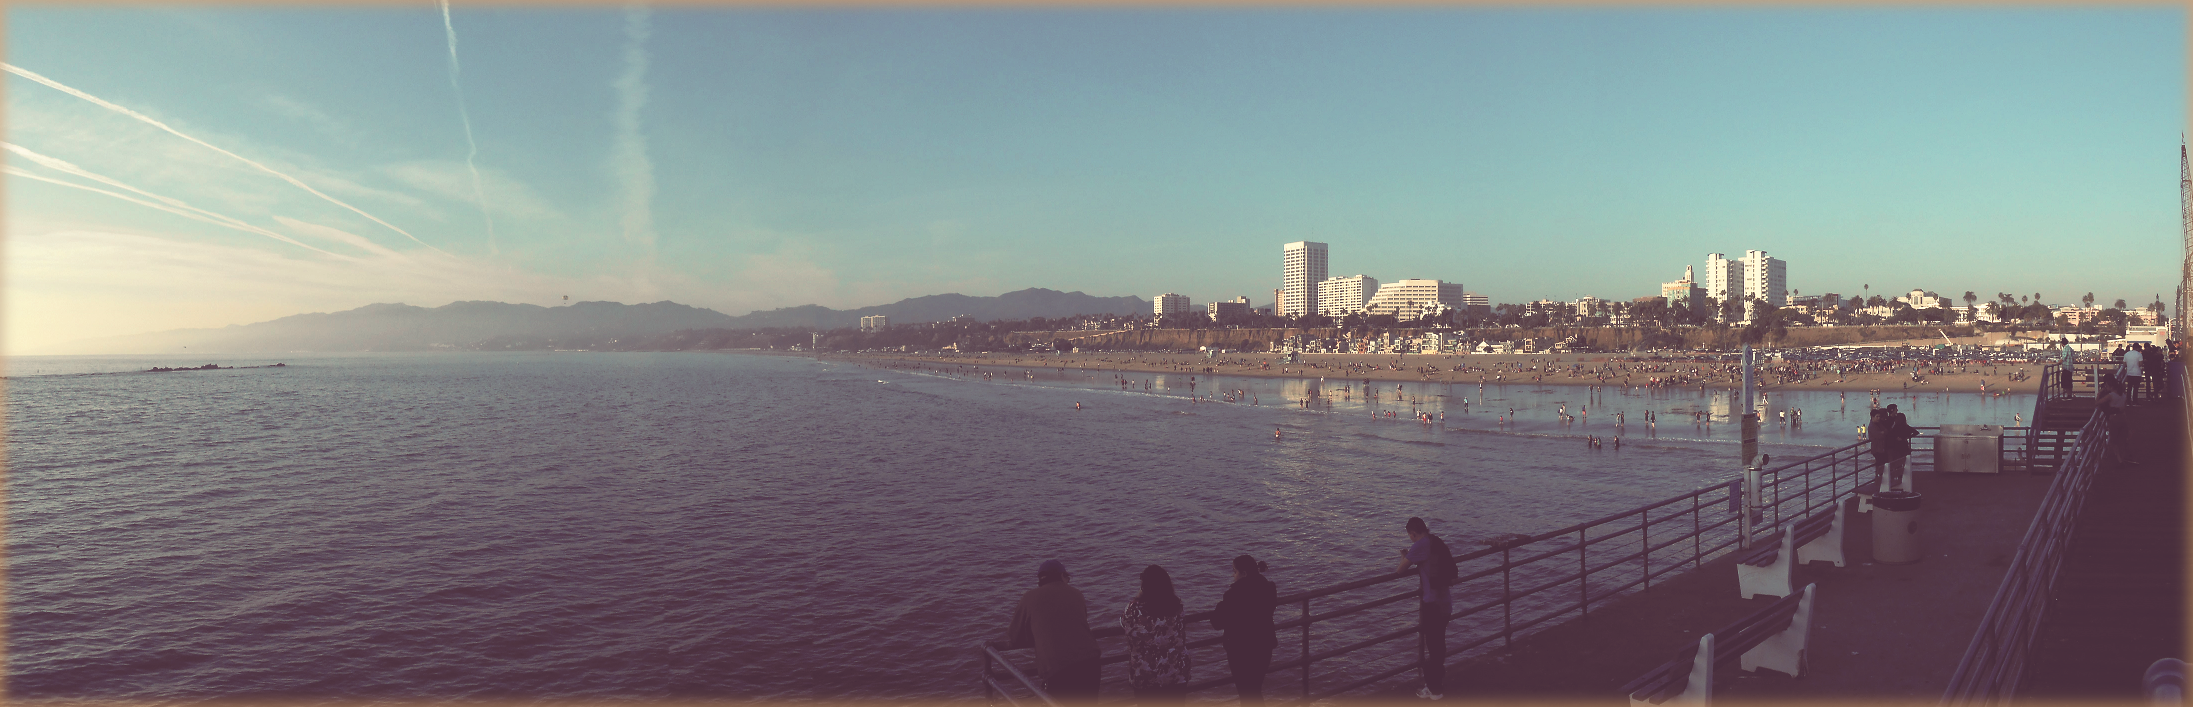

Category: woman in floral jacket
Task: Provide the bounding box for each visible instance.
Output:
[1121,565,1190,704]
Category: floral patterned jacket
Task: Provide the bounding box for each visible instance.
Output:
[1121,598,1191,688]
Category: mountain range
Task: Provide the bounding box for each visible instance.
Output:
[52,288,1152,354]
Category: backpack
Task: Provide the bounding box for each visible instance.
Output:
[1428,535,1459,587]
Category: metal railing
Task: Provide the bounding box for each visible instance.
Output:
[1940,406,2112,705]
[984,433,1980,705]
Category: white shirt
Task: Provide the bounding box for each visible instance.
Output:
[2124,348,2145,377]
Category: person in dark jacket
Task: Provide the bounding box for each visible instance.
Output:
[1209,555,1277,706]
[1869,404,1918,489]
[1396,517,1454,700]
[998,560,1102,701]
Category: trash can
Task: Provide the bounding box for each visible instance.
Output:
[1935,424,2003,474]
[1871,491,1922,564]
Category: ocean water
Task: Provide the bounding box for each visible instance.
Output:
[5,352,2033,700]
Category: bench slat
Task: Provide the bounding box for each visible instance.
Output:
[1736,528,1786,566]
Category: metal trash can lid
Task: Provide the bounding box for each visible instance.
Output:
[1873,491,1922,511]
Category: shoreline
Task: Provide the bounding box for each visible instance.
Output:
[809,350,2048,395]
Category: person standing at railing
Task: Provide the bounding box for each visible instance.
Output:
[2121,344,2145,405]
[1122,565,1191,705]
[2142,342,2164,401]
[997,560,1102,701]
[1869,404,1919,489]
[1210,555,1277,707]
[2099,378,2139,466]
[1397,517,1456,701]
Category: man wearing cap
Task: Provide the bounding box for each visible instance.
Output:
[996,559,1102,700]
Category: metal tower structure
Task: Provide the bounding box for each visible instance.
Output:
[2180,140,2190,341]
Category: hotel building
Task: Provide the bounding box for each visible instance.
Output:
[1317,275,1379,317]
[1154,293,1190,316]
[1363,279,1466,318]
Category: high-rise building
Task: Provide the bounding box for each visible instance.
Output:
[1363,279,1466,318]
[859,315,889,331]
[1272,288,1285,318]
[1317,275,1379,316]
[1740,250,1787,306]
[1461,293,1490,314]
[1281,241,1329,319]
[1702,253,1741,305]
[1154,293,1190,316]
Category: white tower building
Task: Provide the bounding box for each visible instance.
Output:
[1703,253,1741,306]
[1154,293,1190,316]
[1281,241,1329,319]
[1740,250,1787,306]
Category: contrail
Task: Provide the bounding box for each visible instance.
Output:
[610,5,656,250]
[440,0,498,254]
[2,62,447,255]
[5,165,341,257]
[6,141,265,236]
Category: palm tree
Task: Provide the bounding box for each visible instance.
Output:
[1964,291,1978,308]
[2083,292,2095,308]
[2115,298,2128,310]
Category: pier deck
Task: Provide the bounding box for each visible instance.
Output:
[1403,400,2186,703]
[2018,400,2186,698]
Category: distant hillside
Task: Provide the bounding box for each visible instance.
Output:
[722,288,1147,329]
[54,288,1152,354]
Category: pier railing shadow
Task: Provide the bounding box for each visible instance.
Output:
[985,428,2034,705]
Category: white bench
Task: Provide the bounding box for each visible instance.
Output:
[1622,584,1817,705]
[1735,508,1843,599]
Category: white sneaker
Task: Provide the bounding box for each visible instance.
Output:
[1415,687,1444,700]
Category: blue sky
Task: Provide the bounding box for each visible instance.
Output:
[6,7,2183,353]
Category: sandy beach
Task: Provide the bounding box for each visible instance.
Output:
[826,347,2049,396]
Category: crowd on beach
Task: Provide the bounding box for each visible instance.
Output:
[993,518,1463,704]
[841,342,2087,396]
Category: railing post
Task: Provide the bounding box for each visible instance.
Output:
[1578,528,1589,617]
[1502,545,1513,648]
[1692,496,1702,568]
[1641,507,1651,591]
[1300,597,1310,699]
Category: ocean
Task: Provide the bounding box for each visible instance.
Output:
[4,351,2032,700]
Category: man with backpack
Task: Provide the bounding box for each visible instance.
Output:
[1397,517,1456,700]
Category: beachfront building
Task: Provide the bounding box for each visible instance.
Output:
[1571,296,1612,317]
[1155,293,1190,316]
[1661,265,1706,313]
[1363,279,1466,319]
[1740,250,1787,306]
[859,315,889,331]
[1272,288,1285,317]
[2057,306,2101,326]
[1208,296,1252,322]
[1702,253,1742,306]
[1281,241,1329,319]
[1317,275,1379,316]
[1897,289,1950,310]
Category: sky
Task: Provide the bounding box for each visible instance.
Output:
[6,6,2184,354]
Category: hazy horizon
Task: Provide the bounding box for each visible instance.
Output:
[9,6,2184,355]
